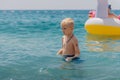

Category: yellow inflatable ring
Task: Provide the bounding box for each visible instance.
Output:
[85,18,120,35]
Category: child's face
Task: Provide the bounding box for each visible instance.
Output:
[61,26,73,35]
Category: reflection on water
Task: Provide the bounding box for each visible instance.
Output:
[86,34,120,52]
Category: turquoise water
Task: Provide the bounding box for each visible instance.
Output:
[0,10,120,80]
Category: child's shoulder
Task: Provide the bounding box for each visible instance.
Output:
[72,35,78,42]
[73,35,78,39]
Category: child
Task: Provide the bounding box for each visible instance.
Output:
[57,18,80,62]
[108,4,119,19]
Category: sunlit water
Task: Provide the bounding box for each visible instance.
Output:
[0,10,120,80]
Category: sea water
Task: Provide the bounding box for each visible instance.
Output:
[0,10,120,80]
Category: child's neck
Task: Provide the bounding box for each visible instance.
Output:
[65,33,73,37]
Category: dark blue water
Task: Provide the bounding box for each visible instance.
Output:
[0,10,120,80]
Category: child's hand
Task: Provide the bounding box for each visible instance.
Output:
[57,49,63,55]
[57,52,62,55]
[65,57,72,62]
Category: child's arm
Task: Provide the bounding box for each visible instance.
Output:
[73,38,80,57]
[57,49,63,55]
[108,12,119,19]
[57,37,64,55]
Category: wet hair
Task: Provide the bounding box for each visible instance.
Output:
[108,4,111,10]
[61,18,74,28]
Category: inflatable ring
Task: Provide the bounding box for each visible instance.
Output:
[85,11,120,35]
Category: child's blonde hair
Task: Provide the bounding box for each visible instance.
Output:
[61,18,74,28]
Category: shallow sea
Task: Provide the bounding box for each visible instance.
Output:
[0,10,120,80]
